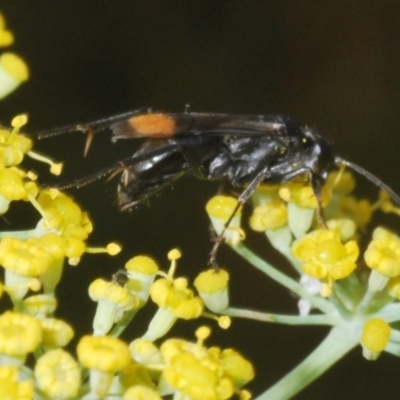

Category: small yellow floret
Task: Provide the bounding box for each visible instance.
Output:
[249,200,288,231]
[0,311,42,357]
[129,339,163,364]
[0,236,54,276]
[77,335,131,372]
[292,230,359,291]
[23,294,57,317]
[89,278,139,309]
[279,181,331,208]
[40,318,74,348]
[206,195,240,219]
[125,255,159,274]
[194,269,229,294]
[123,385,162,400]
[219,349,255,387]
[327,170,356,195]
[364,228,400,277]
[35,349,81,399]
[361,318,391,353]
[0,366,33,400]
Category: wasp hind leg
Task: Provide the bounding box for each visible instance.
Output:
[208,166,271,269]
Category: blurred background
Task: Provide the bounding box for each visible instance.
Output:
[1,1,400,398]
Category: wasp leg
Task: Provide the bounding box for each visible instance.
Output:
[208,165,271,269]
[42,144,178,190]
[310,172,328,229]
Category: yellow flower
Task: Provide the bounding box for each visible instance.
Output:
[364,228,400,277]
[0,311,42,365]
[0,168,37,201]
[129,339,163,365]
[23,294,57,317]
[279,180,331,209]
[0,236,54,276]
[40,318,74,349]
[360,318,391,360]
[123,385,162,400]
[326,170,356,195]
[35,349,81,399]
[38,190,92,240]
[292,229,359,293]
[77,335,131,399]
[150,278,204,319]
[338,196,373,229]
[125,255,159,304]
[119,361,156,393]
[194,269,230,313]
[249,199,287,231]
[0,366,33,400]
[89,278,140,335]
[77,335,131,373]
[160,327,254,400]
[206,195,244,245]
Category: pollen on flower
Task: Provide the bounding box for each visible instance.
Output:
[218,316,231,329]
[168,248,181,260]
[160,329,254,400]
[11,114,28,129]
[196,326,211,341]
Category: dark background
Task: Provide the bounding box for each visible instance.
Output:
[1,1,400,398]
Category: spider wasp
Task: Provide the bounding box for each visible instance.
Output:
[37,109,400,265]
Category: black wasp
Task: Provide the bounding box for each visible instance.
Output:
[38,109,400,263]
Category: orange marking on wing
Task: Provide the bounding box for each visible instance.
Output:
[128,113,176,137]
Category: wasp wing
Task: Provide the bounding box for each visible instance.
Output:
[111,111,291,141]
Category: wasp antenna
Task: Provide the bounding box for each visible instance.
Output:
[334,157,400,206]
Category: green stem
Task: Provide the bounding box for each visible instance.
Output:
[256,327,357,400]
[225,307,339,326]
[232,243,335,315]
